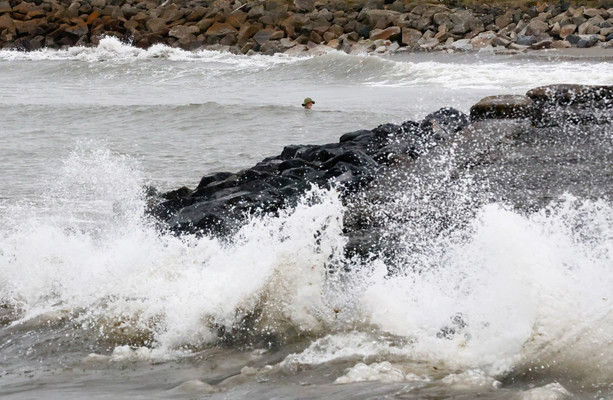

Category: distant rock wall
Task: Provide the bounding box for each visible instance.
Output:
[2,0,613,54]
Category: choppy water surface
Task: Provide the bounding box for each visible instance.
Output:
[1,38,613,399]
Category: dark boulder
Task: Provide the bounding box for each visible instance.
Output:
[420,107,470,136]
[527,84,613,126]
[470,95,534,121]
[339,129,373,143]
[197,171,234,189]
[372,123,405,142]
[516,34,536,45]
[277,158,317,172]
[320,149,378,170]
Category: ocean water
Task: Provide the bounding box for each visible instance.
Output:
[1,37,613,399]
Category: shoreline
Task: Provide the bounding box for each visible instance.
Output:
[1,1,613,56]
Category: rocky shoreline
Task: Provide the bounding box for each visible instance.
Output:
[2,0,613,55]
[148,84,613,263]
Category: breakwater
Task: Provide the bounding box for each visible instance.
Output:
[1,0,613,54]
[150,84,613,265]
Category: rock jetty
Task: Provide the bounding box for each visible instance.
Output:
[2,0,613,54]
[149,84,613,254]
[149,106,471,236]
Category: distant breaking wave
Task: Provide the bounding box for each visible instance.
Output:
[1,37,612,90]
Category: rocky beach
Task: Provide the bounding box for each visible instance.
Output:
[2,0,613,55]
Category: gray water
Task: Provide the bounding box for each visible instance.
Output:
[1,38,613,399]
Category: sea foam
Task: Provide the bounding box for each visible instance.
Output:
[1,137,612,388]
[1,37,612,92]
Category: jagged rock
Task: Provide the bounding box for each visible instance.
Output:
[4,0,613,58]
[150,106,469,236]
[527,84,613,126]
[578,21,601,35]
[65,21,89,37]
[359,9,401,30]
[236,23,260,46]
[169,25,199,40]
[369,26,400,41]
[449,10,482,35]
[559,23,576,37]
[401,27,421,47]
[495,11,513,29]
[470,31,496,48]
[525,19,549,36]
[584,8,603,18]
[226,11,247,29]
[205,22,237,37]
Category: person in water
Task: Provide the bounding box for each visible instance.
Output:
[302,97,315,109]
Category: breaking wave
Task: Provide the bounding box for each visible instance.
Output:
[1,37,612,90]
[1,142,612,390]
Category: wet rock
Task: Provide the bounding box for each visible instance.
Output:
[197,172,235,189]
[516,34,536,45]
[576,35,600,48]
[470,95,534,121]
[150,86,612,262]
[150,106,470,236]
[527,84,613,126]
[422,107,470,135]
